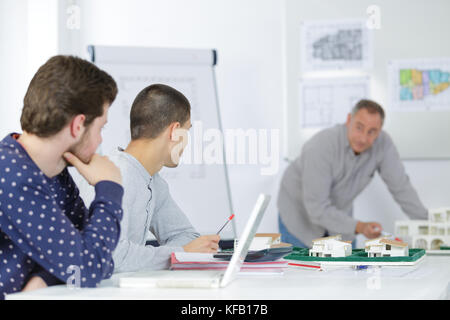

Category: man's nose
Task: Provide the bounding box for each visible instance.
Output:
[360,133,369,144]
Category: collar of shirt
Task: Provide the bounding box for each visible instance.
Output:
[117,147,153,188]
[4,132,32,159]
[3,133,57,182]
[339,125,354,154]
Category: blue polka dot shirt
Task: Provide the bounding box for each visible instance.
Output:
[0,133,124,299]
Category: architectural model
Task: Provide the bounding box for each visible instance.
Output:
[309,235,352,258]
[237,233,282,251]
[365,237,409,257]
[395,207,450,250]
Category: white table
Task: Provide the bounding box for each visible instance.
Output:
[6,255,450,300]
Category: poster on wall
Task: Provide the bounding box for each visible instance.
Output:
[300,19,373,71]
[388,58,450,112]
[299,76,370,128]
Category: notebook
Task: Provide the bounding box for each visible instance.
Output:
[119,194,271,289]
[170,251,288,271]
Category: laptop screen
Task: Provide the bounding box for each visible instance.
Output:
[220,194,271,287]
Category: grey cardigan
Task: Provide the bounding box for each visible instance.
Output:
[277,124,427,246]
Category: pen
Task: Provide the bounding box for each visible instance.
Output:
[216,214,235,235]
[353,265,369,270]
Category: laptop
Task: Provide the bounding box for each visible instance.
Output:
[119,194,271,289]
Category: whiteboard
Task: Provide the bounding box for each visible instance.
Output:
[87,45,236,238]
[283,0,450,160]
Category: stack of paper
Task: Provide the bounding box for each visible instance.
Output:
[171,252,288,274]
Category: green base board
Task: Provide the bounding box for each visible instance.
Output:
[440,246,450,250]
[284,248,426,263]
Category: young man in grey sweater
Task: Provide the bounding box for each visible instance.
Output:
[78,84,220,272]
[277,99,428,248]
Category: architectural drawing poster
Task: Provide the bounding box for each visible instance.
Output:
[299,77,370,128]
[300,19,373,71]
[388,58,450,112]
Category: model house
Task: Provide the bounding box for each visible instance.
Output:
[309,235,352,258]
[395,207,450,250]
[239,233,282,251]
[365,237,409,257]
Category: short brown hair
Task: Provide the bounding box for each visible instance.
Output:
[21,55,117,137]
[351,99,385,124]
[130,84,191,140]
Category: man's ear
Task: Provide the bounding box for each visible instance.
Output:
[346,113,352,127]
[169,122,181,141]
[69,114,86,139]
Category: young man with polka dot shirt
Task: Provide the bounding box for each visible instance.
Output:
[0,55,124,299]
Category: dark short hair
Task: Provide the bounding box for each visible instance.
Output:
[21,55,117,137]
[351,99,385,124]
[130,84,191,140]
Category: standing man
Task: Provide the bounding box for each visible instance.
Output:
[277,99,427,248]
[77,84,220,272]
[0,55,123,298]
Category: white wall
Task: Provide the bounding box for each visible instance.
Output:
[0,0,58,138]
[76,0,285,235]
[0,0,29,137]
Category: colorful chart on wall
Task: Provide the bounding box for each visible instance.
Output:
[388,58,450,112]
[300,19,373,71]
